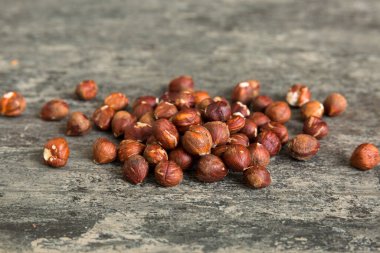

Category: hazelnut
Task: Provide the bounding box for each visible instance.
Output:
[40,99,69,121]
[213,96,230,104]
[133,96,159,109]
[248,143,270,168]
[205,101,232,122]
[139,111,156,126]
[169,147,193,171]
[251,95,273,112]
[261,122,289,144]
[104,92,129,111]
[248,112,270,127]
[43,137,70,168]
[324,93,347,117]
[212,145,229,157]
[231,102,251,117]
[182,125,213,156]
[168,75,194,92]
[239,119,258,140]
[193,90,210,105]
[93,138,117,164]
[229,133,250,147]
[124,122,152,142]
[144,144,168,165]
[222,144,251,172]
[132,103,154,119]
[301,100,324,119]
[172,108,202,132]
[287,134,320,161]
[196,154,228,183]
[226,113,246,133]
[159,91,171,102]
[75,80,98,100]
[118,139,146,162]
[66,112,92,136]
[0,91,27,117]
[92,105,115,130]
[286,84,311,107]
[265,101,291,124]
[111,111,137,138]
[244,166,271,189]
[350,143,380,171]
[146,135,158,145]
[257,130,282,157]
[172,91,195,109]
[123,155,149,184]
[152,119,179,150]
[203,121,230,147]
[303,116,329,139]
[231,80,260,104]
[155,161,183,187]
[196,98,213,118]
[154,102,178,119]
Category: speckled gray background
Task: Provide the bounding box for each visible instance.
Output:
[0,0,380,252]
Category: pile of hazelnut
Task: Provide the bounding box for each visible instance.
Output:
[1,77,379,189]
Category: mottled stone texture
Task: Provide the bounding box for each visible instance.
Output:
[0,0,380,252]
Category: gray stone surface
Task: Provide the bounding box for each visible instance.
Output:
[0,0,380,252]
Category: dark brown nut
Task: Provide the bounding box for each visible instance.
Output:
[118,139,146,162]
[231,102,251,117]
[93,137,117,164]
[92,105,115,130]
[239,119,258,140]
[111,111,137,138]
[153,119,179,150]
[143,144,168,165]
[193,90,211,105]
[212,145,229,157]
[124,122,152,142]
[40,99,69,121]
[248,143,270,168]
[226,113,246,134]
[132,96,159,109]
[66,112,92,136]
[251,95,273,112]
[0,91,27,117]
[155,161,183,187]
[133,103,154,119]
[123,155,149,184]
[205,101,232,122]
[287,134,320,161]
[75,80,98,100]
[261,122,289,144]
[43,137,70,168]
[168,75,194,92]
[324,93,347,117]
[286,84,311,107]
[139,111,156,126]
[104,92,129,111]
[146,135,158,145]
[182,125,213,156]
[154,102,178,119]
[172,108,202,132]
[229,133,250,147]
[196,98,214,118]
[169,147,193,171]
[265,101,292,124]
[350,143,380,171]
[231,80,260,104]
[223,144,251,172]
[257,130,282,157]
[303,116,329,139]
[301,100,324,119]
[248,112,270,127]
[244,166,271,189]
[203,121,230,147]
[172,91,195,109]
[196,154,228,183]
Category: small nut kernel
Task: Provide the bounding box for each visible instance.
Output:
[139,111,156,126]
[231,102,251,117]
[169,147,193,171]
[75,80,98,100]
[324,93,347,117]
[229,133,250,147]
[154,102,178,119]
[133,96,159,109]
[223,144,251,172]
[118,139,146,163]
[301,100,324,119]
[182,125,213,156]
[40,99,69,121]
[287,134,320,161]
[203,121,230,147]
[104,92,129,111]
[205,101,232,122]
[303,116,329,139]
[124,122,152,142]
[286,84,311,107]
[153,119,179,150]
[248,112,270,127]
[212,145,229,157]
[133,103,154,119]
[43,137,70,168]
[155,161,183,187]
[248,143,270,168]
[123,155,149,184]
[265,101,292,124]
[226,113,246,134]
[172,108,202,132]
[168,75,194,92]
[350,143,380,171]
[193,90,211,105]
[244,166,272,189]
[93,138,117,164]
[92,105,115,130]
[144,144,168,165]
[261,122,289,144]
[172,91,195,109]
[111,111,137,138]
[196,154,228,183]
[251,95,273,112]
[231,80,260,104]
[196,98,214,118]
[66,112,92,136]
[257,130,282,157]
[0,91,27,117]
[239,119,258,140]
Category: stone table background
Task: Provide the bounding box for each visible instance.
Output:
[0,0,380,252]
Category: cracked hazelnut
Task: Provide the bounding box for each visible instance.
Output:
[286,84,311,107]
[203,121,230,147]
[350,143,380,171]
[205,101,232,122]
[257,130,282,157]
[169,147,193,171]
[118,139,146,162]
[123,155,149,184]
[154,102,178,119]
[168,75,194,92]
[212,145,229,157]
[244,166,271,189]
[139,111,156,126]
[155,161,183,187]
[75,80,98,100]
[226,113,246,133]
[133,96,159,109]
[261,122,289,144]
[124,122,152,142]
[104,92,129,111]
[172,91,195,109]
[231,80,260,104]
[144,144,168,165]
[265,101,291,124]
[92,105,115,130]
[287,134,320,161]
[239,119,258,140]
[182,125,213,156]
[193,90,210,105]
[248,112,270,127]
[251,95,273,112]
[133,103,154,119]
[111,111,137,138]
[301,100,324,119]
[93,137,117,164]
[223,144,251,172]
[231,102,251,117]
[229,133,250,147]
[196,154,228,183]
[66,112,91,136]
[324,93,347,117]
[248,143,270,168]
[303,116,329,139]
[172,108,202,132]
[40,99,69,121]
[0,91,26,117]
[43,137,70,168]
[153,119,179,150]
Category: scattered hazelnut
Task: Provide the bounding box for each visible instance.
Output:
[132,103,154,119]
[229,133,250,147]
[248,143,270,168]
[193,90,210,105]
[169,147,193,171]
[231,102,251,117]
[154,102,178,119]
[92,105,115,130]
[93,138,117,164]
[111,111,137,138]
[75,80,98,100]
[301,100,324,119]
[244,166,271,189]
[350,143,380,171]
[182,125,213,156]
[168,75,194,92]
[124,122,152,142]
[287,134,320,161]
[155,161,183,187]
[303,116,329,139]
[139,111,156,126]
[144,144,168,165]
[261,122,289,144]
[133,96,159,109]
[104,92,129,111]
[0,91,27,117]
[286,84,311,107]
[212,145,229,157]
[324,93,347,117]
[118,139,146,162]
[196,154,228,183]
[66,112,92,136]
[40,99,69,121]
[257,130,282,157]
[205,101,232,122]
[251,95,273,112]
[223,144,251,172]
[172,108,202,132]
[231,80,260,104]
[226,113,246,133]
[196,97,213,118]
[248,112,270,127]
[172,91,195,109]
[43,137,70,168]
[265,101,291,124]
[152,119,179,150]
[239,119,258,140]
[203,121,230,147]
[123,155,149,184]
